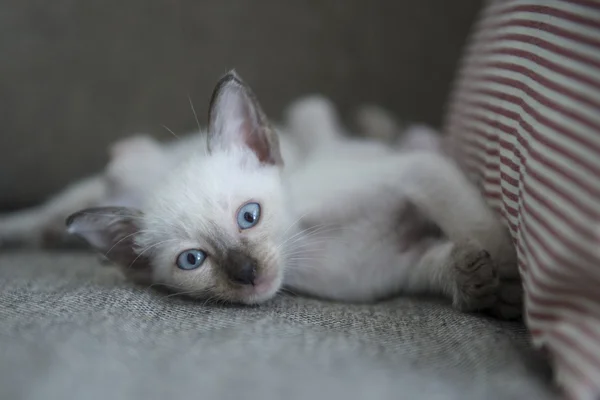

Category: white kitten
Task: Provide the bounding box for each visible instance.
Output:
[59,71,521,318]
[0,72,520,317]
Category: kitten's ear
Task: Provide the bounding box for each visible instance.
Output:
[66,207,152,284]
[207,70,283,166]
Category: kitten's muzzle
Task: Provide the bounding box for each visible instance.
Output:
[224,250,257,286]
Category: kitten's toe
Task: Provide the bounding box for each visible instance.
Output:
[449,241,524,320]
[450,241,499,312]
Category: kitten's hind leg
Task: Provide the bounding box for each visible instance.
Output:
[354,105,442,152]
[284,95,345,155]
[408,239,501,313]
[354,104,402,143]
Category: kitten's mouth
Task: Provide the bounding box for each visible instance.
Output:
[239,272,282,304]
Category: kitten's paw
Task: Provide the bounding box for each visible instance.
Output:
[354,105,400,142]
[449,241,499,312]
[284,95,342,145]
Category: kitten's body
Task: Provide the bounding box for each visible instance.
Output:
[280,127,516,306]
[0,73,522,317]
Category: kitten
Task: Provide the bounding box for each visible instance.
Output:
[59,71,521,318]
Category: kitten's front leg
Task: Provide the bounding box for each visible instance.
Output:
[409,240,497,310]
[396,152,517,276]
[396,152,522,318]
[408,238,522,318]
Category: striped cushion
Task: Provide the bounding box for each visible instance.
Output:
[443,1,600,399]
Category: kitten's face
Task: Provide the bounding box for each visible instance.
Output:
[67,71,290,304]
[137,147,288,304]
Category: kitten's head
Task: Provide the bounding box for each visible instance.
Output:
[67,71,290,304]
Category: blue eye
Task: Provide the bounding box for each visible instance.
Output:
[176,249,206,270]
[237,202,261,229]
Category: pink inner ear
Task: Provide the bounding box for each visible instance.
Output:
[208,76,282,166]
[232,96,280,165]
[242,119,272,164]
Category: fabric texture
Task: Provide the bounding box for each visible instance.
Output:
[0,252,555,400]
[443,1,600,398]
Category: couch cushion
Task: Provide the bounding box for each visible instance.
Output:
[0,252,554,400]
[443,1,600,398]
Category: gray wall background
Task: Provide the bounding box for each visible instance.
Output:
[0,0,482,209]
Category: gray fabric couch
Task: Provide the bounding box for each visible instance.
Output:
[0,252,555,399]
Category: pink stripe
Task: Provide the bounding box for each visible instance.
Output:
[517,210,600,297]
[462,60,600,113]
[503,160,595,238]
[495,4,600,30]
[517,276,600,351]
[505,187,600,282]
[528,306,600,331]
[451,98,600,186]
[474,33,600,69]
[520,255,600,308]
[466,46,600,91]
[527,312,600,371]
[455,136,600,283]
[460,114,600,204]
[455,85,600,158]
[456,128,598,238]
[486,177,502,185]
[448,113,600,218]
[518,191,600,286]
[523,334,596,400]
[522,196,599,268]
[461,135,600,262]
[482,19,600,50]
[498,137,600,201]
[557,0,600,12]
[483,179,600,289]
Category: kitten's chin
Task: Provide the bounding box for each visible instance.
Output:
[238,272,284,305]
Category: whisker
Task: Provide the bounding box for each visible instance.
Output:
[277,223,343,251]
[282,238,347,256]
[188,94,202,134]
[163,289,202,299]
[104,229,152,257]
[161,124,181,139]
[201,293,220,307]
[286,224,348,243]
[145,281,178,290]
[279,211,310,240]
[128,239,178,269]
[278,287,299,298]
[75,212,145,221]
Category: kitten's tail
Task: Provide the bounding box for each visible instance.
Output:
[0,175,107,248]
[284,95,344,153]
